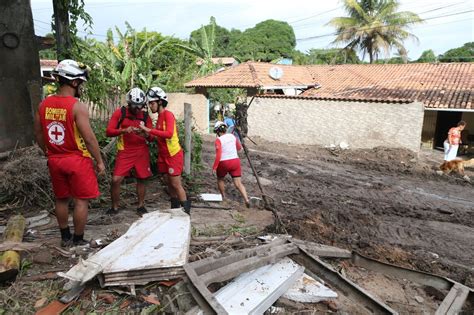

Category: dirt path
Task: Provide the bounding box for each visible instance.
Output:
[200,135,474,287]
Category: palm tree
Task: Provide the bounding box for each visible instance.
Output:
[328,0,422,63]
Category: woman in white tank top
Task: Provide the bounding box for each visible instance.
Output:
[212,121,249,207]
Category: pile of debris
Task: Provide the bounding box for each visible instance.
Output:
[0,146,52,208]
[1,206,473,314]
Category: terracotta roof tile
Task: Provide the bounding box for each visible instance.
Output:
[185,62,317,88]
[185,62,473,109]
[304,63,473,109]
[40,59,58,67]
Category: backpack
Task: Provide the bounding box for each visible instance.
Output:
[116,106,149,129]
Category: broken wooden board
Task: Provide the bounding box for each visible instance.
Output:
[435,283,470,315]
[185,239,299,314]
[59,209,190,286]
[0,241,42,252]
[289,239,351,259]
[213,257,304,315]
[282,273,337,303]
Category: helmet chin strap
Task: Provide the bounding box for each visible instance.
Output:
[66,80,81,98]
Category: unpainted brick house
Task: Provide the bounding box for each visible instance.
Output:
[186,62,473,153]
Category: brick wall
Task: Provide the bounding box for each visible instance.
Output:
[247,97,425,151]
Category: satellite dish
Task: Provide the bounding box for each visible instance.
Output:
[269,66,284,80]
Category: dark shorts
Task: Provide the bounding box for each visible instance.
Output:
[48,155,99,199]
[113,148,152,179]
[216,158,241,178]
[158,150,184,176]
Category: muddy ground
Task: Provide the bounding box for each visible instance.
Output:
[200,135,473,287]
[0,136,473,313]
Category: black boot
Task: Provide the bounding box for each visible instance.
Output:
[180,200,192,214]
[170,197,181,209]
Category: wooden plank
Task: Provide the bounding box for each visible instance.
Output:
[435,283,470,315]
[0,241,42,252]
[184,264,227,314]
[192,239,287,275]
[184,103,192,175]
[214,257,304,314]
[290,239,352,259]
[200,243,299,286]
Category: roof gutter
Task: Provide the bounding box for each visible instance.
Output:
[424,108,474,112]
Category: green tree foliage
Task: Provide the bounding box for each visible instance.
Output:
[328,0,422,63]
[232,20,296,62]
[73,22,169,106]
[417,49,437,63]
[52,0,93,59]
[299,48,361,64]
[190,20,232,57]
[438,42,474,62]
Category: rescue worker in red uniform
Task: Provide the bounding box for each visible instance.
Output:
[139,87,191,214]
[212,121,249,207]
[106,88,153,216]
[34,59,105,247]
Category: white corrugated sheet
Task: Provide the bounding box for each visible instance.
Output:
[59,209,190,285]
[214,257,304,315]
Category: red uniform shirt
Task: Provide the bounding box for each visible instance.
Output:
[106,107,152,152]
[150,109,182,157]
[38,95,90,158]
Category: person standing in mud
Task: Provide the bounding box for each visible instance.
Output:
[212,121,250,207]
[34,59,105,247]
[444,121,466,161]
[138,87,191,214]
[106,87,153,216]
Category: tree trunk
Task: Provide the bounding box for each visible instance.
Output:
[0,215,26,282]
[0,0,42,154]
[52,0,72,60]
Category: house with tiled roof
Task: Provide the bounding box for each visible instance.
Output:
[185,62,473,152]
[40,59,57,82]
[186,61,318,95]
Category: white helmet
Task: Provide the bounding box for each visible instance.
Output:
[147,87,168,105]
[126,87,146,107]
[52,59,89,82]
[214,121,227,133]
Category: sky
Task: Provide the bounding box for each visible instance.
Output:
[31,0,474,61]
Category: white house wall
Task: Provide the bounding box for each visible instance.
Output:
[248,97,424,152]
